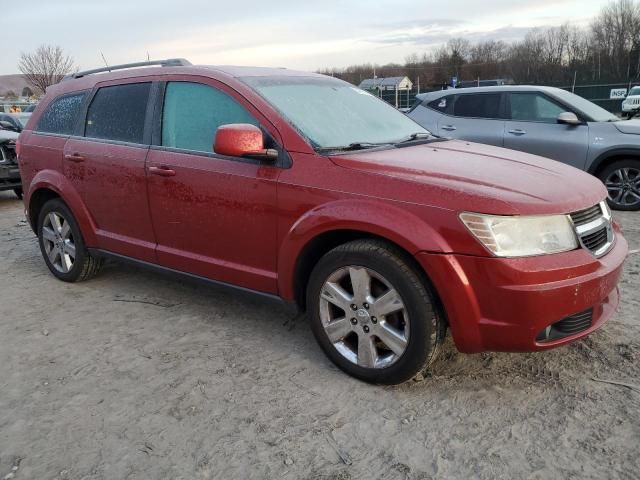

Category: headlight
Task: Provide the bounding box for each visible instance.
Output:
[459,212,578,257]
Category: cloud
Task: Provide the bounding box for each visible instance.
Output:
[0,0,607,74]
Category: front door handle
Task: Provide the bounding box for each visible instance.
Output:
[64,153,85,163]
[441,125,457,131]
[149,166,176,177]
[508,129,527,136]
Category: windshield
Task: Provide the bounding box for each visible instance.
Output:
[550,89,618,122]
[629,87,640,96]
[241,76,430,149]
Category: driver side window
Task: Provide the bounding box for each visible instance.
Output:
[161,82,257,154]
[510,93,566,123]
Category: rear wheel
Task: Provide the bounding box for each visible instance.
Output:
[307,239,445,385]
[37,199,103,282]
[599,159,640,211]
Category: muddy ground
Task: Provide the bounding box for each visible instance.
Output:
[0,190,638,480]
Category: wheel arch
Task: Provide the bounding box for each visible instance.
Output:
[278,200,451,312]
[26,170,98,245]
[588,149,640,177]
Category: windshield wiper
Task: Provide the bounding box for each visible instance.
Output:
[316,142,392,153]
[394,132,433,144]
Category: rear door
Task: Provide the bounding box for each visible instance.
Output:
[503,92,589,169]
[436,92,506,147]
[63,81,157,262]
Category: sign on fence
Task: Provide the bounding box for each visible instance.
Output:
[610,88,627,99]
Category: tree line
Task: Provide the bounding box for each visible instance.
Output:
[319,0,640,88]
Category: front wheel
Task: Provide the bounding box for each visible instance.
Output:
[599,160,640,211]
[307,240,445,385]
[13,187,22,199]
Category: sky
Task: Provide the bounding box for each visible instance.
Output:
[2,0,610,75]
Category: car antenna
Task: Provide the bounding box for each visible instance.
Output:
[100,52,111,72]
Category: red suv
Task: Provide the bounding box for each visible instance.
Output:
[17,59,627,384]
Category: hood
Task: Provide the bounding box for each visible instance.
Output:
[613,119,640,135]
[0,130,19,142]
[330,140,606,215]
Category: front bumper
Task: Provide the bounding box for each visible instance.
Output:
[0,165,21,190]
[622,103,640,112]
[416,228,628,353]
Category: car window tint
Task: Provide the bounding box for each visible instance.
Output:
[428,95,451,113]
[85,83,151,143]
[162,82,257,154]
[453,94,501,119]
[36,92,86,135]
[510,93,566,122]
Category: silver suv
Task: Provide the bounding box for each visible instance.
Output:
[408,86,640,211]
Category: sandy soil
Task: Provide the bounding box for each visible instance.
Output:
[0,190,638,480]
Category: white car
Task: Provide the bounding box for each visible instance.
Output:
[622,86,640,117]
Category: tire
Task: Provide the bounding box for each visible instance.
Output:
[598,159,640,211]
[37,199,103,282]
[307,239,445,385]
[13,187,22,199]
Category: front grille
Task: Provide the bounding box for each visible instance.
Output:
[581,228,608,251]
[569,202,614,256]
[536,309,593,342]
[570,205,602,226]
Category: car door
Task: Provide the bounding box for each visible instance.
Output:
[503,92,589,169]
[436,92,506,147]
[64,81,157,262]
[145,79,281,294]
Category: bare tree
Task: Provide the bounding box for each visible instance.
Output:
[18,45,75,94]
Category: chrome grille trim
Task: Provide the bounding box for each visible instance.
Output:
[569,201,614,257]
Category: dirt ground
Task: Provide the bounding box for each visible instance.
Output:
[0,190,638,480]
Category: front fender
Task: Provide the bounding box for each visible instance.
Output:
[27,169,98,246]
[277,198,453,300]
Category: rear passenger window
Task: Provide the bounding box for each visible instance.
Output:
[428,95,452,113]
[36,92,86,135]
[453,94,501,119]
[85,83,151,143]
[162,82,257,154]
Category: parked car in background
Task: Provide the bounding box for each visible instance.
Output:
[18,60,627,384]
[0,113,25,132]
[408,86,640,211]
[622,86,640,118]
[0,121,21,198]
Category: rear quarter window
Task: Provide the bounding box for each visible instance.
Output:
[427,95,453,114]
[35,92,87,135]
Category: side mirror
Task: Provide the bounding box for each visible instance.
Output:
[557,112,582,126]
[214,124,278,160]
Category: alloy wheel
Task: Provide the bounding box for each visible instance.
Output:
[42,211,76,273]
[319,266,409,369]
[605,167,640,208]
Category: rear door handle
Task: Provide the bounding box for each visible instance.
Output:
[441,125,457,131]
[508,129,527,136]
[149,166,176,177]
[64,153,85,163]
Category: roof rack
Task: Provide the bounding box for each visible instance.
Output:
[64,58,192,80]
